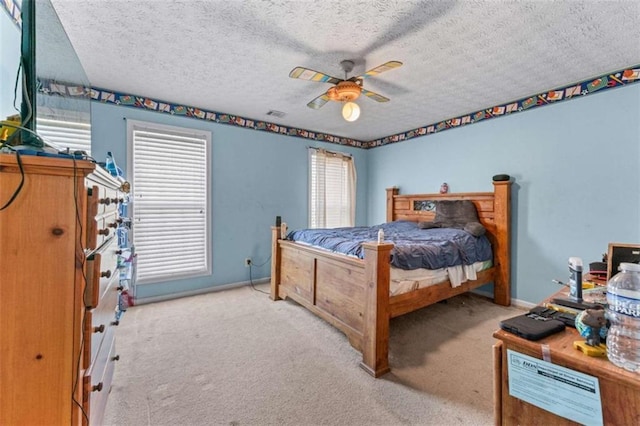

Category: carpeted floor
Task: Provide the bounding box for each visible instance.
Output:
[103,284,524,426]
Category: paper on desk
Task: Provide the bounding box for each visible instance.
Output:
[507,349,603,426]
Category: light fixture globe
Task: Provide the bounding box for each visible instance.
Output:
[342,102,360,122]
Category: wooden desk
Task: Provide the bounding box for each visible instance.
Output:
[493,289,640,425]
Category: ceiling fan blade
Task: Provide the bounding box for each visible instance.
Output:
[307,93,331,109]
[361,88,390,103]
[352,61,403,81]
[289,67,343,85]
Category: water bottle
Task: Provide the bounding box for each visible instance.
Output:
[105,151,118,176]
[606,262,640,372]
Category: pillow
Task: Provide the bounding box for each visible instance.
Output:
[464,221,486,237]
[418,200,486,236]
[417,221,438,229]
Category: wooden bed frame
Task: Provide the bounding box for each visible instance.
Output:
[270,180,512,377]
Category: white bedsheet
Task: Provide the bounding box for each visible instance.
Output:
[390,260,492,296]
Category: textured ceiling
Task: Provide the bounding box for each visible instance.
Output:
[49,0,640,142]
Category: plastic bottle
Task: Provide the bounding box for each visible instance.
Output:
[377,228,384,243]
[105,151,118,177]
[606,262,640,372]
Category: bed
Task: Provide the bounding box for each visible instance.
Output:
[269,179,512,377]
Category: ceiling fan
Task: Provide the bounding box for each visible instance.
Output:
[289,60,403,121]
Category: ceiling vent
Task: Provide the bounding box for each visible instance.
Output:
[266,110,286,118]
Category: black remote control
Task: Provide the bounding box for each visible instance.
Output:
[551,298,601,311]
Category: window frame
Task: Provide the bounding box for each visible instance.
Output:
[126,119,211,285]
[308,148,356,229]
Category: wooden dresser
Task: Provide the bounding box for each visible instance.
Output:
[0,153,122,425]
[493,288,640,425]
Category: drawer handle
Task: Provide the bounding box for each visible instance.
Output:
[93,324,105,333]
[110,198,119,204]
[101,270,112,278]
[112,355,120,362]
[98,228,110,236]
[99,198,111,205]
[115,250,123,255]
[108,222,118,228]
[117,285,124,291]
[92,382,103,392]
[111,320,120,327]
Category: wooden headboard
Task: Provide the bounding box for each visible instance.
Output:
[385,180,512,303]
[386,182,510,230]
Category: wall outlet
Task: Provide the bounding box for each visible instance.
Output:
[244,258,252,267]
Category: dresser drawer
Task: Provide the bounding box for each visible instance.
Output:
[85,237,120,309]
[87,210,120,252]
[83,336,117,426]
[97,185,120,216]
[83,278,119,368]
[87,183,119,215]
[86,178,121,251]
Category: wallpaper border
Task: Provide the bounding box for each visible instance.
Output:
[366,66,640,148]
[41,65,640,150]
[87,86,367,148]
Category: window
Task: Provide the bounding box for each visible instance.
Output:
[127,120,211,284]
[37,117,91,154]
[309,148,356,228]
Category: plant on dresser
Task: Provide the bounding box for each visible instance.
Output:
[0,154,123,425]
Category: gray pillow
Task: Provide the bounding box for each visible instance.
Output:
[464,221,486,237]
[418,200,486,236]
[417,221,438,229]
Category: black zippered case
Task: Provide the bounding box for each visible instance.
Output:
[499,314,566,341]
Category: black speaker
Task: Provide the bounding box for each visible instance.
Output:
[492,174,510,182]
[275,216,281,227]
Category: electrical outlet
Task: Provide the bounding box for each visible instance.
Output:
[244,258,252,267]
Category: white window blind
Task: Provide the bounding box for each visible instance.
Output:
[36,117,91,154]
[309,148,356,228]
[128,121,211,284]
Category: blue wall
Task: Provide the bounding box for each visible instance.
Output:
[91,102,369,301]
[367,84,640,303]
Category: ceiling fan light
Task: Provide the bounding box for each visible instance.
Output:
[342,102,360,122]
[327,81,362,102]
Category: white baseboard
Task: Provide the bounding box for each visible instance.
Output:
[133,277,270,305]
[471,289,536,310]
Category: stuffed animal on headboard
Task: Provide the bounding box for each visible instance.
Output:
[417,200,486,236]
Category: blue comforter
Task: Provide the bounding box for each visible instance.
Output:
[287,221,492,270]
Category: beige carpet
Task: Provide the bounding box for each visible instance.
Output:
[103,284,524,426]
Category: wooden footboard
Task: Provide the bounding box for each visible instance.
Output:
[270,229,393,376]
[270,179,512,377]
